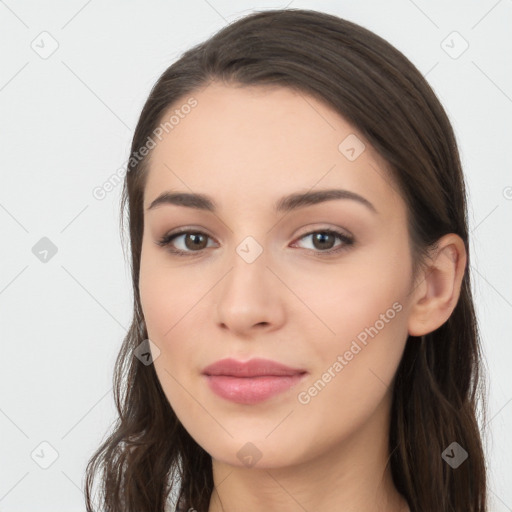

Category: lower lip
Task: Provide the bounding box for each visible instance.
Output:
[204,374,306,404]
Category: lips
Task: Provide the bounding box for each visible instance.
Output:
[202,358,307,404]
[202,357,306,377]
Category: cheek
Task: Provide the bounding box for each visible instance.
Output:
[291,240,411,403]
[139,252,202,421]
[293,284,409,448]
[139,245,215,393]
[139,245,202,340]
[292,244,411,345]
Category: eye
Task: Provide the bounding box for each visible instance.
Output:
[291,229,354,255]
[155,228,354,257]
[156,230,216,256]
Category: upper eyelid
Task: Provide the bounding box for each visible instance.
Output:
[164,224,352,237]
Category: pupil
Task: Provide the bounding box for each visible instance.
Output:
[188,233,205,249]
[314,233,333,249]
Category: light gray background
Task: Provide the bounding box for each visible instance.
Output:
[0,1,511,510]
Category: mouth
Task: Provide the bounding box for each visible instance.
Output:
[202,357,306,377]
[202,358,308,405]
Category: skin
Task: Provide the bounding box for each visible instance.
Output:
[138,82,467,512]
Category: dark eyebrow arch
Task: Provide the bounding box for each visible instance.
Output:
[146,188,378,214]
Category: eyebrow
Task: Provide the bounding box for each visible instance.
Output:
[146,188,378,215]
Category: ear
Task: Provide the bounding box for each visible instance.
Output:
[407,233,467,337]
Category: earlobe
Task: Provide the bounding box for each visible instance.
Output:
[407,234,467,337]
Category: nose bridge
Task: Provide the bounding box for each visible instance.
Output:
[235,234,266,266]
[221,211,271,272]
[223,233,269,296]
[214,231,283,332]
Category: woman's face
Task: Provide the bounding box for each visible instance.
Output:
[139,83,417,469]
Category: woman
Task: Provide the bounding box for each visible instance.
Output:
[85,8,487,512]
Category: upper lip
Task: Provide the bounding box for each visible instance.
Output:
[202,358,307,377]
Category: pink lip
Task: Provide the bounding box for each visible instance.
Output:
[202,358,307,404]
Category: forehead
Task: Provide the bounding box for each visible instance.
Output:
[143,83,405,222]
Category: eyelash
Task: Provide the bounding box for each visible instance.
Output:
[155,228,355,258]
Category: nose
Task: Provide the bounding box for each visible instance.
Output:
[215,246,286,337]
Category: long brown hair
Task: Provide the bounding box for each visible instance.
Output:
[84,8,487,512]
